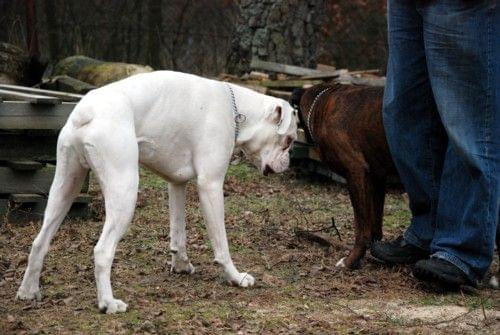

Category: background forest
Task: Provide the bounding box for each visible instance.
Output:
[0,0,387,76]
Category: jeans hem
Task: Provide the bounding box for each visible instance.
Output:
[431,251,477,284]
[404,228,430,252]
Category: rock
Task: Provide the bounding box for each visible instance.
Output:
[50,55,153,87]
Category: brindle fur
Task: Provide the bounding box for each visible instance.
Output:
[293,83,500,279]
[293,83,396,268]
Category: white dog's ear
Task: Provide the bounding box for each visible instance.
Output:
[268,102,292,135]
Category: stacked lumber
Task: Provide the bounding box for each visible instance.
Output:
[218,57,386,102]
[0,85,90,223]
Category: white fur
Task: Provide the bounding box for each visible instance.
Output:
[490,275,499,289]
[335,257,346,268]
[16,71,298,313]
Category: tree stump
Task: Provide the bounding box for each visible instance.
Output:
[227,0,325,75]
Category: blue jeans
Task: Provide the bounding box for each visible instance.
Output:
[383,0,499,283]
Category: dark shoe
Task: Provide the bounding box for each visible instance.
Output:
[413,258,476,288]
[370,235,429,265]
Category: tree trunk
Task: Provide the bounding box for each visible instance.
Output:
[147,0,162,69]
[43,0,59,60]
[227,0,325,75]
[25,0,40,59]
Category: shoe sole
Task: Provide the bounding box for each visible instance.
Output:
[413,265,470,289]
[370,248,425,265]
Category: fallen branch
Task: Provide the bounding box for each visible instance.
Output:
[294,229,332,248]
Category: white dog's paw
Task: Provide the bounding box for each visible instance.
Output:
[98,298,128,314]
[335,257,346,268]
[226,272,255,288]
[16,286,42,301]
[171,258,195,274]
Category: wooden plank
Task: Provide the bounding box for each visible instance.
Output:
[0,166,90,194]
[300,73,340,80]
[350,76,386,87]
[0,165,55,194]
[0,101,75,130]
[6,160,44,170]
[260,79,322,89]
[247,71,269,81]
[0,89,61,104]
[316,64,337,72]
[300,69,347,80]
[0,84,84,102]
[9,193,44,202]
[267,89,292,100]
[238,83,268,94]
[251,58,332,77]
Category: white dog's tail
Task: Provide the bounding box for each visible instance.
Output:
[71,103,95,129]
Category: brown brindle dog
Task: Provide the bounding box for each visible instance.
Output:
[291,83,397,269]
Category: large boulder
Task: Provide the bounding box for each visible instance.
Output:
[51,55,153,87]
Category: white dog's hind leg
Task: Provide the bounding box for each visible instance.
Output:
[85,131,139,314]
[17,143,87,301]
[168,182,195,274]
[197,177,255,288]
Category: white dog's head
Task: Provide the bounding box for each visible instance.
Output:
[238,99,298,176]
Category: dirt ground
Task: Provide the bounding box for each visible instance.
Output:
[1,162,499,334]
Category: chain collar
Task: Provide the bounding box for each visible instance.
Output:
[226,83,246,142]
[306,87,331,143]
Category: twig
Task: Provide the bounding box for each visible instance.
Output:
[331,217,342,241]
[294,229,332,248]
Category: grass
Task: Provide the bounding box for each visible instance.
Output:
[0,161,498,334]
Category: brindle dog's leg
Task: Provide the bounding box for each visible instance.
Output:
[337,168,377,269]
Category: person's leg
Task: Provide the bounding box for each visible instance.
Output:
[415,0,499,285]
[375,0,447,259]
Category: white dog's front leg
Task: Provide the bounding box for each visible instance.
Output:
[168,182,195,274]
[197,177,255,287]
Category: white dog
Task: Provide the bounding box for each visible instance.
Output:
[16,71,298,313]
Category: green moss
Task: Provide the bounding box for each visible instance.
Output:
[139,168,168,190]
[226,162,256,181]
[416,295,493,310]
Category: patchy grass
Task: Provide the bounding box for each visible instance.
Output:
[0,161,498,334]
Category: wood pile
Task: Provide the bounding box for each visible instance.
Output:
[0,84,90,223]
[218,57,386,103]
